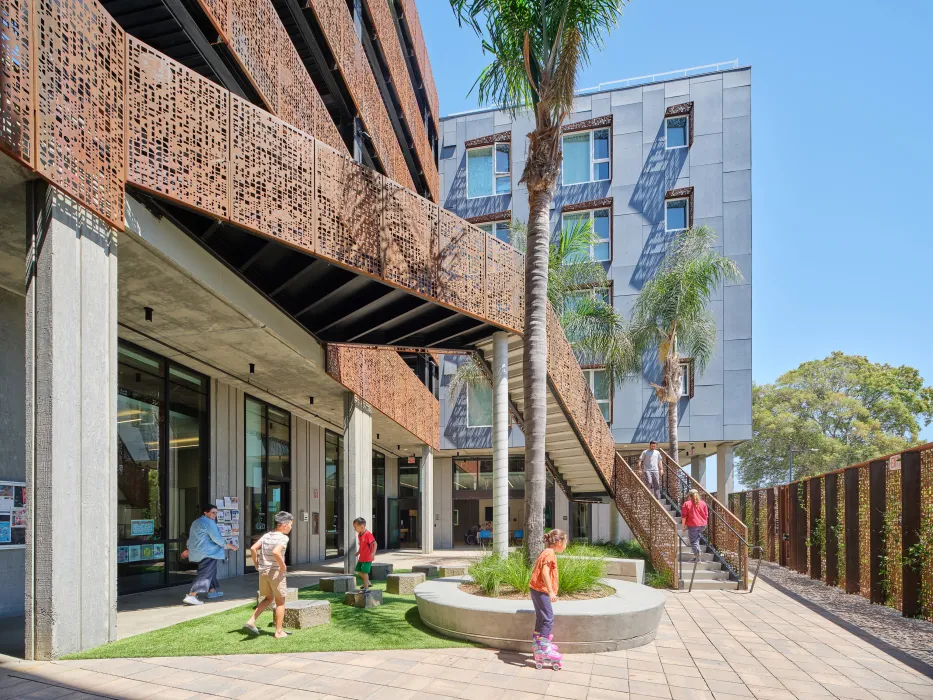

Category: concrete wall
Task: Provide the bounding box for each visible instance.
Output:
[438,67,753,454]
[433,457,453,549]
[0,288,25,619]
[210,380,246,579]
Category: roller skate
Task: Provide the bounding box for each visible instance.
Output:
[533,634,563,671]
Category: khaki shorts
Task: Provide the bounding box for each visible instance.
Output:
[258,570,288,600]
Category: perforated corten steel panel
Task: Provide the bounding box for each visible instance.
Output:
[364,0,437,200]
[612,454,678,586]
[397,0,437,132]
[859,465,871,598]
[546,304,616,486]
[437,209,485,318]
[485,236,523,333]
[0,0,32,165]
[315,141,383,276]
[306,0,414,191]
[383,180,438,296]
[126,38,229,218]
[228,0,278,111]
[921,448,933,621]
[326,345,439,449]
[276,29,316,138]
[230,96,314,250]
[36,0,125,229]
[886,458,902,611]
[197,0,229,41]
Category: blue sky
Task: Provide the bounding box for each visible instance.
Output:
[419,1,933,486]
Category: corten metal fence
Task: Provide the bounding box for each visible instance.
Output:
[729,443,933,621]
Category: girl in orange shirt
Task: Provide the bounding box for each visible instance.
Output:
[529,529,567,669]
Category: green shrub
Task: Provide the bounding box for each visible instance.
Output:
[501,551,532,594]
[564,539,648,562]
[645,568,675,589]
[468,553,507,596]
[556,552,605,595]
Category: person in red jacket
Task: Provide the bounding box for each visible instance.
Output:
[681,489,709,562]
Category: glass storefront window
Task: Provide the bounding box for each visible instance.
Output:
[245,396,291,570]
[324,430,344,558]
[117,342,208,595]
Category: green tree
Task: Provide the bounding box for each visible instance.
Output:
[737,352,933,486]
[450,0,628,563]
[632,226,742,462]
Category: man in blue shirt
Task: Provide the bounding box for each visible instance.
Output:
[183,504,237,606]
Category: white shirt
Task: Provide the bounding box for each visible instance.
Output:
[640,449,662,472]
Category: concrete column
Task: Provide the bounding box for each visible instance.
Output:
[25,187,118,659]
[691,455,707,489]
[342,393,372,574]
[609,506,624,545]
[420,446,434,554]
[717,443,735,504]
[492,331,509,556]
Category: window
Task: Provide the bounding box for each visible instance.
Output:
[479,220,511,245]
[565,287,611,314]
[562,208,610,262]
[562,129,610,185]
[666,116,689,149]
[680,360,693,398]
[324,430,344,558]
[583,368,611,422]
[245,397,291,569]
[666,198,689,232]
[466,382,493,427]
[467,143,511,198]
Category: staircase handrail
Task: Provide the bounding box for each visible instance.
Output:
[611,453,680,587]
[657,449,753,590]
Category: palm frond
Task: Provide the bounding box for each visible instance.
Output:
[447,353,491,402]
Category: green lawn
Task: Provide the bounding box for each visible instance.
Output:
[65,574,474,660]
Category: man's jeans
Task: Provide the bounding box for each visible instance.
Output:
[644,469,661,500]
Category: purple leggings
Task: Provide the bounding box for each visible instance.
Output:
[530,588,554,638]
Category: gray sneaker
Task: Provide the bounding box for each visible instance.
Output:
[183,595,204,606]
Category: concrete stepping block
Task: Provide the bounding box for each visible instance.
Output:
[320,575,357,593]
[439,566,467,577]
[369,562,393,580]
[387,572,425,594]
[256,587,298,607]
[283,600,330,629]
[412,565,438,578]
[344,589,383,608]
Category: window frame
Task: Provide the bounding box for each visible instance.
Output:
[679,359,695,399]
[665,115,690,150]
[479,220,511,245]
[465,381,494,428]
[582,367,612,423]
[561,128,612,186]
[466,142,511,199]
[562,207,612,262]
[665,197,690,233]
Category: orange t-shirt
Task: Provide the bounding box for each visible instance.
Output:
[530,548,559,594]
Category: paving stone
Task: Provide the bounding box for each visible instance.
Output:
[439,566,467,577]
[344,589,383,608]
[387,572,425,594]
[319,575,356,593]
[411,565,438,577]
[282,600,330,630]
[369,562,393,580]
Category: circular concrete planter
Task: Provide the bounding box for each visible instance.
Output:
[414,577,664,653]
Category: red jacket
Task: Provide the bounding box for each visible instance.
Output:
[682,500,709,527]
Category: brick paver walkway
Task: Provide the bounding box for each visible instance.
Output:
[2,579,931,699]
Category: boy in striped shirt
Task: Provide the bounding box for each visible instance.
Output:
[244,511,293,639]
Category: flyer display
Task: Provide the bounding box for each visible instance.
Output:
[0,482,27,548]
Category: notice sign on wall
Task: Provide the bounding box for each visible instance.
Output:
[0,482,26,549]
[130,519,155,536]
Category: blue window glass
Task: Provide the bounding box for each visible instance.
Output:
[494,222,510,244]
[593,129,609,160]
[467,147,493,198]
[667,117,688,148]
[495,143,510,173]
[562,133,590,185]
[594,161,610,181]
[496,175,510,194]
[666,199,688,231]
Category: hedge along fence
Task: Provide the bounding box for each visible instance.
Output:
[729,443,933,621]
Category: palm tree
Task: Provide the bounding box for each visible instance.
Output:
[632,226,743,463]
[450,0,627,563]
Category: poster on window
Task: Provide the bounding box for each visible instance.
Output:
[0,482,26,549]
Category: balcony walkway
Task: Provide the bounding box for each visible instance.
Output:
[2,569,932,699]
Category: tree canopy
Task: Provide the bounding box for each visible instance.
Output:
[736,352,933,487]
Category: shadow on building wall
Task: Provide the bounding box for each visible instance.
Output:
[444,151,511,220]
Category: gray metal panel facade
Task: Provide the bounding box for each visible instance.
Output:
[438,67,753,451]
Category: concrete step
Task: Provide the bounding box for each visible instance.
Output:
[679,553,716,562]
[679,561,722,571]
[682,579,740,591]
[688,570,730,581]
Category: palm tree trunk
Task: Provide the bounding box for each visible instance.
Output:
[523,185,552,565]
[667,399,679,470]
